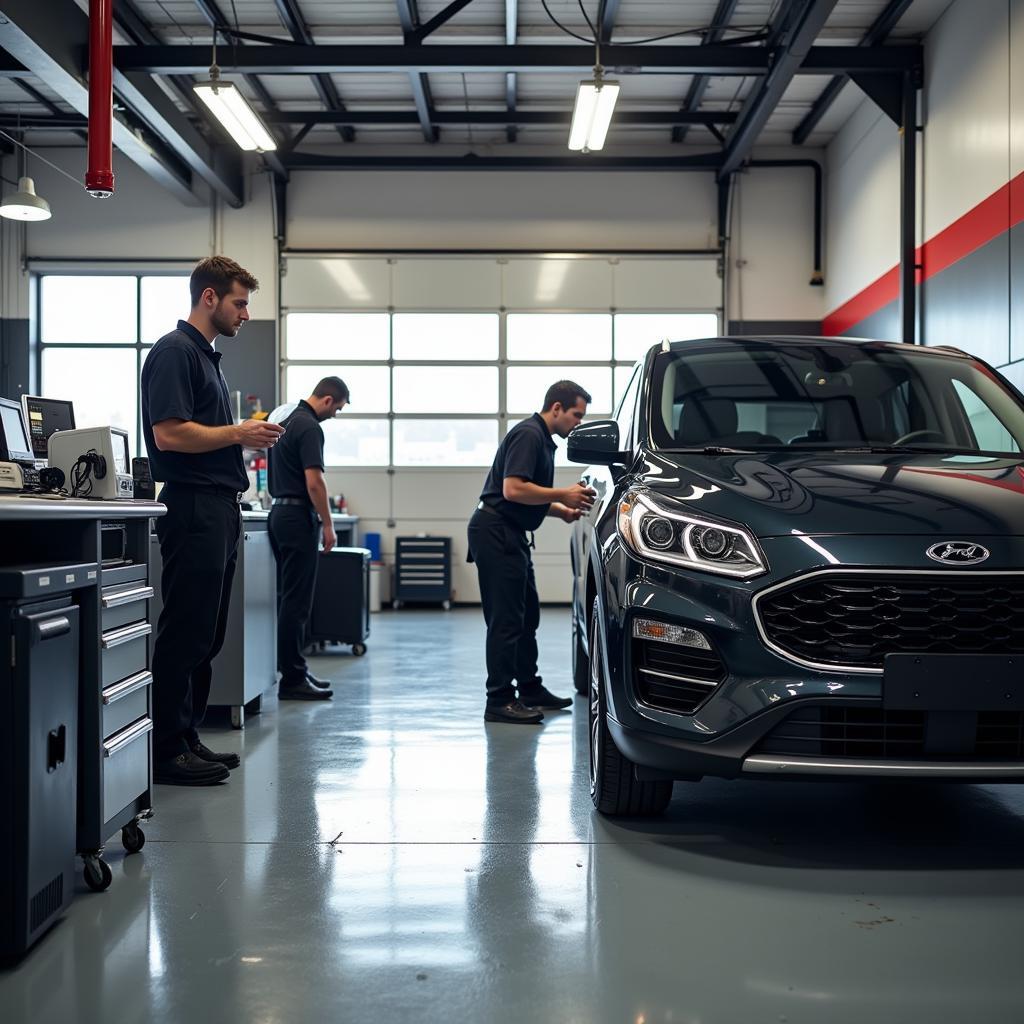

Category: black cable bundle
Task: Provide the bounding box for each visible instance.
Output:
[70,450,105,498]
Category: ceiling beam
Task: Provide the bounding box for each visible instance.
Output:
[113,43,920,76]
[718,0,840,179]
[793,0,915,144]
[597,0,620,44]
[396,0,439,142]
[0,0,207,205]
[267,109,739,126]
[273,0,354,142]
[406,0,478,45]
[673,0,739,144]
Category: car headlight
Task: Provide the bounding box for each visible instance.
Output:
[617,488,767,578]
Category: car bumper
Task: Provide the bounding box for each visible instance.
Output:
[600,536,1024,781]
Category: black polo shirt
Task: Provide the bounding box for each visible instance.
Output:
[268,400,325,502]
[479,413,557,531]
[141,320,248,490]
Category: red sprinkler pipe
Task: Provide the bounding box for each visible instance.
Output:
[85,0,115,197]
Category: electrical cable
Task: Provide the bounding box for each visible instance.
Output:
[0,128,85,188]
[152,0,195,42]
[577,0,598,39]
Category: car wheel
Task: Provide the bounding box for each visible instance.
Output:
[588,598,673,817]
[572,598,589,696]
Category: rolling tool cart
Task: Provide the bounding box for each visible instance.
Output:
[393,536,452,609]
[308,546,371,655]
[0,564,90,957]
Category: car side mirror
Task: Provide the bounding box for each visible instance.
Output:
[568,420,630,466]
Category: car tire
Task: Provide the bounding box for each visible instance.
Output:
[588,598,673,816]
[572,596,589,696]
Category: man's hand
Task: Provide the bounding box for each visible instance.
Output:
[557,505,585,523]
[322,523,337,554]
[561,481,597,511]
[237,419,285,449]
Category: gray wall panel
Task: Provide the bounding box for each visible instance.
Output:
[0,319,30,401]
[728,320,823,336]
[217,320,277,416]
[1012,221,1023,363]
[845,303,899,341]
[921,233,1011,367]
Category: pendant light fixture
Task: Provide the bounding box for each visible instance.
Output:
[193,30,276,153]
[568,31,619,153]
[0,176,52,222]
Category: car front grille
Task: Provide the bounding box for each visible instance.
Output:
[632,637,726,714]
[755,706,1024,760]
[757,572,1024,670]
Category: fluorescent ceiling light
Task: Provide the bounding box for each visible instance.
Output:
[568,78,620,152]
[0,176,51,221]
[194,78,277,152]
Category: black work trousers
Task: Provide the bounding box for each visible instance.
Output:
[268,503,321,684]
[467,507,541,707]
[152,484,241,761]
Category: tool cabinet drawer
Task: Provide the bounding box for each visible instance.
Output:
[101,622,152,688]
[103,717,152,821]
[102,671,152,739]
[100,583,154,632]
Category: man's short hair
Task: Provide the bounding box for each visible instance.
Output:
[542,380,592,412]
[190,256,259,307]
[313,376,350,404]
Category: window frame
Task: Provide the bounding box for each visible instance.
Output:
[35,270,192,460]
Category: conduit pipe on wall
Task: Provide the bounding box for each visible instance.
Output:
[85,0,115,198]
[748,159,823,286]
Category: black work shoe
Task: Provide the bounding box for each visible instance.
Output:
[519,685,573,710]
[189,740,241,770]
[280,678,333,700]
[154,751,230,786]
[484,699,544,724]
[306,672,333,690]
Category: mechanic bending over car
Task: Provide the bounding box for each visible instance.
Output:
[468,381,598,725]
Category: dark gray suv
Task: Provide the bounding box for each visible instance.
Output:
[569,336,1024,816]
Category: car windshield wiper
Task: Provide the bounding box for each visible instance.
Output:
[833,445,947,454]
[674,446,756,455]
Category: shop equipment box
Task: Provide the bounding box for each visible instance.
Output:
[0,572,86,957]
[393,536,451,609]
[309,547,371,655]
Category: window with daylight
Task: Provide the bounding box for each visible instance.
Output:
[282,310,720,467]
[38,273,191,459]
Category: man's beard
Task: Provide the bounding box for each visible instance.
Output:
[212,309,241,337]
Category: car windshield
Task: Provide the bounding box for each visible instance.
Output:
[646,340,1024,456]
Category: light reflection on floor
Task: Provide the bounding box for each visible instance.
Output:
[3,608,1024,1023]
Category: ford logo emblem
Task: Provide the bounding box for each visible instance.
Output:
[926,541,990,565]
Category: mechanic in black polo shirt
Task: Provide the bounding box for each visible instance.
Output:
[142,256,284,786]
[268,376,349,701]
[468,381,596,724]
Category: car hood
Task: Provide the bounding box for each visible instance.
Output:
[633,449,1024,537]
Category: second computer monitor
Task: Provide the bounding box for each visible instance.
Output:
[21,395,76,460]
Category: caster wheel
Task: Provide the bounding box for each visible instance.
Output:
[84,857,113,892]
[352,643,367,657]
[442,600,451,611]
[122,824,146,854]
[393,600,403,610]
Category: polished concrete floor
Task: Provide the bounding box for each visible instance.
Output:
[4,608,1024,1023]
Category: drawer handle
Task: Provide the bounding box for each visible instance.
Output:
[102,671,153,705]
[103,717,153,757]
[101,622,153,649]
[101,585,154,609]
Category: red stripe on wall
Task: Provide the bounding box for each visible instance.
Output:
[823,170,1024,336]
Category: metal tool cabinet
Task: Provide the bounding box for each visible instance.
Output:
[0,497,165,895]
[393,536,452,609]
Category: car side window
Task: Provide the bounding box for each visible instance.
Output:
[615,368,641,449]
[951,380,1021,452]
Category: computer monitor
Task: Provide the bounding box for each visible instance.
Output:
[0,397,33,465]
[20,395,76,460]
